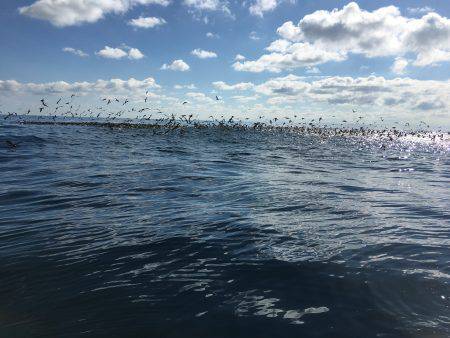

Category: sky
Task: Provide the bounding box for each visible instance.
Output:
[1,0,450,127]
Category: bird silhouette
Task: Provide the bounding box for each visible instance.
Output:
[6,140,19,148]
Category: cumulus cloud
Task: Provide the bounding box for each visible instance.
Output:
[235,54,246,61]
[185,91,215,103]
[128,48,145,59]
[265,39,291,53]
[19,0,171,27]
[96,46,144,60]
[206,32,219,38]
[249,0,293,17]
[236,2,450,72]
[191,48,217,59]
[212,81,254,90]
[253,74,450,112]
[0,77,160,96]
[407,6,435,15]
[233,42,344,72]
[174,84,197,89]
[128,16,166,28]
[183,0,230,14]
[62,47,88,57]
[391,57,408,74]
[414,99,445,111]
[161,59,190,71]
[96,46,128,59]
[254,74,309,96]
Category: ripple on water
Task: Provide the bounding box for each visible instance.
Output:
[0,124,449,337]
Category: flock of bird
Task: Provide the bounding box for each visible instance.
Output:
[1,91,448,149]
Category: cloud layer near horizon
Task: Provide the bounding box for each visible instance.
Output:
[2,75,449,115]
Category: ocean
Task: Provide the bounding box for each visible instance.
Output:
[0,122,449,337]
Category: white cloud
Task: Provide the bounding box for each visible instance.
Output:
[183,0,230,14]
[231,95,259,102]
[235,54,246,61]
[407,6,435,15]
[128,16,166,28]
[276,21,300,41]
[233,42,344,72]
[161,59,190,71]
[413,47,450,67]
[265,39,291,53]
[391,57,408,74]
[62,47,88,57]
[305,66,321,74]
[249,31,260,41]
[186,91,215,103]
[96,46,145,60]
[128,48,145,59]
[249,0,293,17]
[254,74,309,96]
[253,74,450,112]
[206,32,219,38]
[237,2,450,72]
[212,81,254,90]
[0,77,160,95]
[19,0,171,27]
[174,84,197,89]
[414,99,445,111]
[96,46,128,59]
[191,48,217,59]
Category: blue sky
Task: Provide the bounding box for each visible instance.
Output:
[1,0,450,127]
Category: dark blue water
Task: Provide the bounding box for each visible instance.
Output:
[1,123,449,338]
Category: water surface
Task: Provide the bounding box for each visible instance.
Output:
[0,123,449,337]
